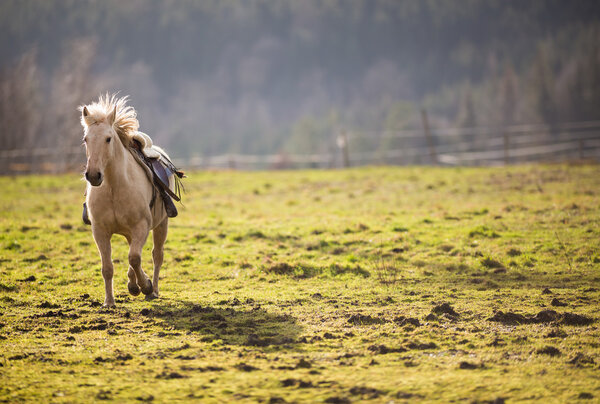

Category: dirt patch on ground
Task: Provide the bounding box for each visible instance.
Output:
[235,363,260,372]
[536,346,561,356]
[568,353,595,367]
[367,344,407,354]
[265,262,294,275]
[488,309,593,326]
[550,298,568,307]
[281,378,314,388]
[32,310,80,319]
[348,386,383,399]
[561,312,594,326]
[324,397,350,404]
[348,314,387,325]
[432,302,459,317]
[38,301,60,309]
[459,361,483,369]
[394,316,421,327]
[155,371,186,379]
[406,341,438,350]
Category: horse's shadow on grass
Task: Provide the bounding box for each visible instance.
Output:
[142,298,302,347]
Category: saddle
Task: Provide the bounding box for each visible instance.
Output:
[82,139,184,225]
[130,139,185,218]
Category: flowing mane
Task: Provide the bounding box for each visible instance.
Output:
[79,93,139,147]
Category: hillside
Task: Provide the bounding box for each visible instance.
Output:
[1,1,600,158]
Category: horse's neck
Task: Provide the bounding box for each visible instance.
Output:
[104,143,143,191]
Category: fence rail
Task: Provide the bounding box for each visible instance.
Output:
[2,120,600,174]
[173,120,600,170]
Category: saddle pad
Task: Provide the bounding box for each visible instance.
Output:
[132,131,161,159]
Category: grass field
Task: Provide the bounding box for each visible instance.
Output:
[0,165,599,403]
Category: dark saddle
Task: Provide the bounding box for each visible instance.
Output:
[131,139,185,218]
[149,158,180,218]
[82,141,184,225]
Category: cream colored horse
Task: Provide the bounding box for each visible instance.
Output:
[80,94,172,307]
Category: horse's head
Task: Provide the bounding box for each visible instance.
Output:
[81,105,118,186]
[80,94,139,186]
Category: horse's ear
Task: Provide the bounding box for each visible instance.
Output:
[81,106,94,126]
[108,106,117,126]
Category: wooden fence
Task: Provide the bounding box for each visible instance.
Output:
[174,119,600,170]
[2,119,600,174]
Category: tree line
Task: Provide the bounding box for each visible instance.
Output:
[1,0,599,163]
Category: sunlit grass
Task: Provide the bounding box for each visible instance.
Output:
[0,165,599,402]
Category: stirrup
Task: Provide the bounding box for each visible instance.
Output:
[82,203,91,225]
[162,193,178,218]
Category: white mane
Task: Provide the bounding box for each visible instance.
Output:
[79,93,139,147]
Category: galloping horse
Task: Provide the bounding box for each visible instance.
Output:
[80,94,182,307]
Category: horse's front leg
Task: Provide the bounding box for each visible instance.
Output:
[92,227,115,307]
[148,218,168,300]
[128,227,153,297]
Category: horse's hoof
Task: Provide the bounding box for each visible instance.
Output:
[128,282,141,296]
[145,292,158,301]
[140,279,153,296]
[102,302,116,309]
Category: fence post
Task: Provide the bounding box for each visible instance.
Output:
[420,109,437,165]
[337,129,350,168]
[503,131,510,165]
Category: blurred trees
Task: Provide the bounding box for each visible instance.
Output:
[455,87,477,129]
[499,64,518,127]
[0,38,97,171]
[0,49,41,152]
[1,0,600,159]
[532,45,559,131]
[49,38,98,169]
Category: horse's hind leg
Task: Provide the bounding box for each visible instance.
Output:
[92,227,115,307]
[148,218,168,300]
[128,228,153,297]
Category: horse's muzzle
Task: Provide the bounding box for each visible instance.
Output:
[85,170,103,186]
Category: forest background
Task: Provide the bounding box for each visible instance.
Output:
[1,0,600,163]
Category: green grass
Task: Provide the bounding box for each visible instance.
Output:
[0,165,599,403]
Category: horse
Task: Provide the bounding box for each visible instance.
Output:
[80,94,180,307]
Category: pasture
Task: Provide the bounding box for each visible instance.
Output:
[0,165,599,403]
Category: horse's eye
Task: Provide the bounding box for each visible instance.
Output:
[106,137,111,143]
